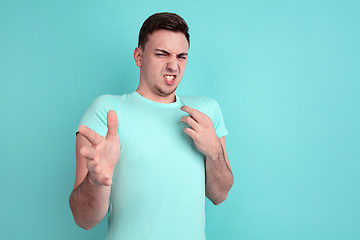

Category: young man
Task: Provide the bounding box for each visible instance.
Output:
[69,12,233,240]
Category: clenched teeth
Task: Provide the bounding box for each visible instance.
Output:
[164,75,175,81]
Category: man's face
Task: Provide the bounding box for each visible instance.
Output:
[134,29,189,102]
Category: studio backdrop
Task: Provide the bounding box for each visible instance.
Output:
[0,0,359,239]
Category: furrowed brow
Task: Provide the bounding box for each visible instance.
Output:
[155,49,170,54]
[178,53,188,57]
[155,49,188,56]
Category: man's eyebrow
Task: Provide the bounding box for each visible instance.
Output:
[155,49,188,56]
[155,49,169,54]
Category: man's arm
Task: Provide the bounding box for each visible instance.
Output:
[69,110,120,230]
[180,106,233,205]
[204,136,233,205]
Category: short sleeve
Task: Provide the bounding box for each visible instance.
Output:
[202,97,228,138]
[78,95,118,137]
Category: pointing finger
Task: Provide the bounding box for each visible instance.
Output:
[180,106,204,123]
[180,105,194,115]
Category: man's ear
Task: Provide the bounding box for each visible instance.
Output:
[134,47,143,67]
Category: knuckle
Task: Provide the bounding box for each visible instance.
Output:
[204,115,211,122]
[204,117,213,127]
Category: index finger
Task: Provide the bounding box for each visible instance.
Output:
[78,125,103,145]
[180,106,204,122]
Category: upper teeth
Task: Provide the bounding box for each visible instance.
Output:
[165,75,175,81]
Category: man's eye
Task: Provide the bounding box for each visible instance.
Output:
[156,53,165,56]
[178,56,187,60]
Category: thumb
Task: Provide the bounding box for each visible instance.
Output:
[106,110,119,138]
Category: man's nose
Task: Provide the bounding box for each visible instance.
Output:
[166,56,177,71]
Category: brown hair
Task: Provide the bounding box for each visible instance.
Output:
[138,12,190,49]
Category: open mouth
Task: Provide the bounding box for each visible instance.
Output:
[164,75,176,85]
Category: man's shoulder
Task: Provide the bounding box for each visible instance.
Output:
[92,92,134,105]
[95,93,129,101]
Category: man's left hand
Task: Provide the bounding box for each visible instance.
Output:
[180,106,221,159]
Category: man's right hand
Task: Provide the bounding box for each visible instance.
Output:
[78,110,120,186]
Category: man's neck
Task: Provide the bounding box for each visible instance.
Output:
[135,89,176,103]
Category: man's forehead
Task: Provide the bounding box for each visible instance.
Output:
[145,29,189,51]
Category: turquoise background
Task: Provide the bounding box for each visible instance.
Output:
[1,0,359,239]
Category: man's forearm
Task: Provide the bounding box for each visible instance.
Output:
[69,172,111,230]
[205,143,233,205]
